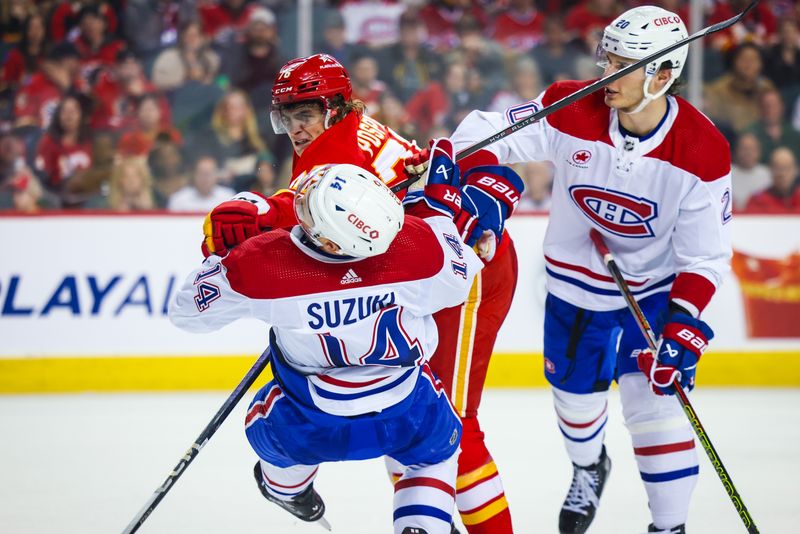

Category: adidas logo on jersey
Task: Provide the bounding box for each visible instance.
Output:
[340,269,362,285]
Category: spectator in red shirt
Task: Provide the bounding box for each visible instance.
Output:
[14,42,83,130]
[489,0,544,52]
[117,93,182,157]
[418,0,488,52]
[745,146,800,213]
[565,0,623,52]
[49,0,118,42]
[34,93,92,191]
[2,13,47,90]
[199,0,258,48]
[72,4,127,84]
[708,0,777,52]
[91,49,169,131]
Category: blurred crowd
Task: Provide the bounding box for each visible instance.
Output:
[1,0,799,214]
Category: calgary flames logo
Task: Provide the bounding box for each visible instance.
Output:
[569,185,658,238]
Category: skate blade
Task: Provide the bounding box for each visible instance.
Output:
[316,516,332,531]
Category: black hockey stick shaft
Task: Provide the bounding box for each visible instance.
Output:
[589,229,759,534]
[122,349,272,534]
[390,0,759,194]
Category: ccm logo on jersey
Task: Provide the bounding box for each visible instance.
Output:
[475,175,520,208]
[347,213,379,238]
[569,185,658,238]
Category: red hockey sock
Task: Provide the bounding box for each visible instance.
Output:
[455,417,514,534]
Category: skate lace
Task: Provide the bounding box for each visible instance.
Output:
[562,467,600,515]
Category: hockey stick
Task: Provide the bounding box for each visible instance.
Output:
[121,348,272,534]
[589,229,759,534]
[390,0,759,194]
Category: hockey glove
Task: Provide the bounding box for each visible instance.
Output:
[637,312,714,395]
[453,165,524,261]
[402,138,461,217]
[202,192,276,257]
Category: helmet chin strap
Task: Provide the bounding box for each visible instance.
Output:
[622,73,675,115]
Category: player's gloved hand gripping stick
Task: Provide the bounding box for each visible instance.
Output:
[589,229,759,534]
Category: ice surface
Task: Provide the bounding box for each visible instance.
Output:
[1,388,796,533]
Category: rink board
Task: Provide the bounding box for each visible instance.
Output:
[1,213,798,392]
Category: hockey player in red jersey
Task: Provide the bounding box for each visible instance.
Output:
[173,159,483,534]
[448,6,732,534]
[200,53,524,534]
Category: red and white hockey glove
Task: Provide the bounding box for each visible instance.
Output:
[638,312,714,395]
[453,165,524,261]
[202,192,276,257]
[403,145,431,180]
[402,138,462,217]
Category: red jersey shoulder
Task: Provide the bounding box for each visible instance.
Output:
[222,219,444,299]
[541,80,611,143]
[646,97,731,182]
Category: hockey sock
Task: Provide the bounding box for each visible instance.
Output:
[552,387,609,466]
[393,451,458,534]
[257,460,319,500]
[454,417,513,534]
[620,375,698,529]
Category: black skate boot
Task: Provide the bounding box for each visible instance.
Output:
[402,529,429,534]
[451,523,460,534]
[647,524,686,533]
[559,446,612,534]
[253,462,326,523]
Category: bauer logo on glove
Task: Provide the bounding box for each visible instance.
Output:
[637,312,714,395]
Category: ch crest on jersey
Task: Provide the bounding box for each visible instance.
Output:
[569,185,658,238]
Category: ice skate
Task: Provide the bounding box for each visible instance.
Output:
[253,462,330,530]
[559,446,611,534]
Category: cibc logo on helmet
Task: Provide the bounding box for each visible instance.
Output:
[347,213,380,239]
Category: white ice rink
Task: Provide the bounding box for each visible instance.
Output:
[1,388,797,534]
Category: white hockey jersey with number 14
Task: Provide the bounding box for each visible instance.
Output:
[169,215,483,417]
[452,80,733,316]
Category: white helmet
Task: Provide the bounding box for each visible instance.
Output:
[293,163,404,258]
[600,6,688,113]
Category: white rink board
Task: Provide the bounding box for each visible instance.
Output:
[0,213,798,358]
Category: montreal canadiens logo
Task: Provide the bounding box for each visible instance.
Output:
[569,185,658,238]
[571,150,592,166]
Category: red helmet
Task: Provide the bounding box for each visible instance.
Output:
[271,54,352,107]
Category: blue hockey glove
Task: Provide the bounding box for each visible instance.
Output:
[453,165,524,260]
[402,138,461,217]
[638,312,714,395]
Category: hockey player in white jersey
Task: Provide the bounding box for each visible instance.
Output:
[170,144,483,534]
[447,6,731,534]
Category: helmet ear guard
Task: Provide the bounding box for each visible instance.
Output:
[293,164,405,258]
[600,6,688,114]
